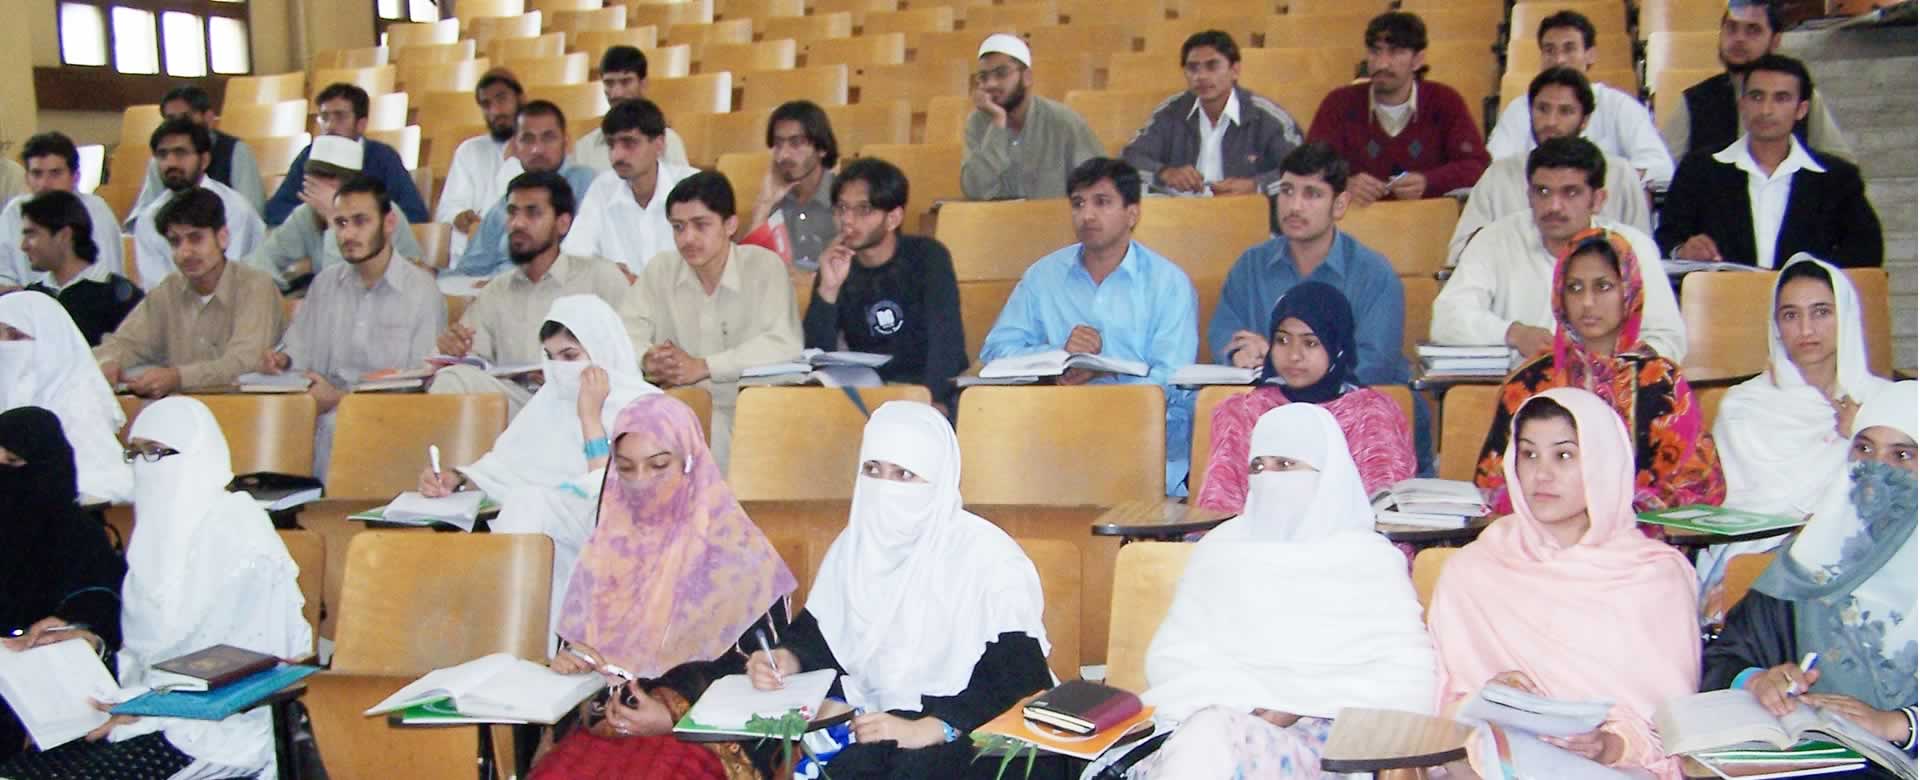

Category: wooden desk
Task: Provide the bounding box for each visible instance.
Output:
[1661,522,1800,550]
[1410,371,1506,393]
[1094,500,1494,546]
[1320,707,1472,775]
[1377,514,1494,546]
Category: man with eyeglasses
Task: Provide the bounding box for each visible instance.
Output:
[261,82,429,227]
[129,119,266,291]
[246,135,423,291]
[131,85,266,216]
[961,33,1105,201]
[1122,30,1303,196]
[802,158,966,415]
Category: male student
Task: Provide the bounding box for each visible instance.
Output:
[19,191,143,345]
[1307,11,1490,205]
[961,33,1106,200]
[802,158,966,414]
[1449,67,1652,267]
[260,177,443,475]
[96,187,286,397]
[620,171,801,468]
[1662,0,1851,159]
[1657,54,1881,269]
[450,100,599,278]
[571,46,691,172]
[262,83,429,226]
[247,135,424,290]
[131,119,266,291]
[737,100,840,270]
[1122,30,1303,196]
[1431,137,1684,366]
[436,69,524,258]
[1485,10,1673,188]
[979,158,1199,496]
[130,85,265,215]
[429,171,630,415]
[564,99,700,277]
[0,132,123,289]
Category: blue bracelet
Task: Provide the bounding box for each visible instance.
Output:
[584,437,611,460]
[1729,667,1765,691]
[938,719,959,743]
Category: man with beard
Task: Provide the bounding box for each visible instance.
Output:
[1122,30,1302,196]
[263,83,429,226]
[961,33,1105,200]
[259,177,443,475]
[1662,0,1851,160]
[130,118,265,291]
[738,100,840,271]
[564,98,699,277]
[1431,137,1684,368]
[437,70,525,257]
[801,158,966,414]
[18,191,142,345]
[570,46,690,172]
[1306,11,1489,205]
[96,187,286,397]
[1485,11,1672,189]
[1,132,124,290]
[130,85,266,216]
[450,100,599,279]
[246,135,423,290]
[428,170,629,414]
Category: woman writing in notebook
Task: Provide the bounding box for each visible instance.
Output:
[1472,228,1725,517]
[0,290,132,503]
[1427,388,1699,778]
[1703,381,1919,751]
[746,401,1060,778]
[1195,282,1414,510]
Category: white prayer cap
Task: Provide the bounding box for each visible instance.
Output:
[976,33,1031,67]
[308,134,365,175]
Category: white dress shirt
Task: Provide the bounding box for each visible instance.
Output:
[1445,152,1652,267]
[1714,134,1827,270]
[1487,83,1676,188]
[436,134,512,257]
[1189,89,1242,183]
[131,177,266,291]
[559,161,700,274]
[0,191,124,287]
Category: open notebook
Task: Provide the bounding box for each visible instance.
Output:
[366,653,600,725]
[673,669,838,739]
[0,638,120,749]
[1658,689,1917,780]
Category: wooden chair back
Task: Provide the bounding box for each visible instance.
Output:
[1105,542,1192,692]
[720,0,805,25]
[1411,546,1458,616]
[278,529,325,658]
[851,60,971,112]
[551,6,628,40]
[1650,67,1721,133]
[935,198,1073,281]
[503,52,591,87]
[729,386,934,501]
[805,31,902,67]
[1645,31,1721,76]
[410,221,454,269]
[740,64,849,110]
[649,72,734,113]
[958,280,1016,362]
[1135,194,1269,284]
[822,100,911,149]
[1017,538,1083,683]
[469,12,545,44]
[1188,385,1257,498]
[325,394,509,499]
[922,94,972,146]
[765,12,854,43]
[862,7,955,36]
[851,142,963,220]
[665,387,715,444]
[310,66,398,99]
[1065,89,1165,154]
[812,0,897,25]
[575,27,662,61]
[219,99,311,140]
[397,58,491,95]
[1640,0,1727,38]
[487,31,567,62]
[1438,384,1501,482]
[391,41,477,66]
[1104,51,1191,97]
[1341,198,1463,279]
[366,124,423,169]
[1721,552,1777,618]
[1847,268,1893,378]
[457,0,529,27]
[1402,275,1439,364]
[382,19,461,49]
[1023,24,1126,71]
[668,18,755,46]
[699,39,799,76]
[967,1,1060,32]
[367,92,411,131]
[957,386,1167,505]
[224,72,308,110]
[188,393,320,476]
[245,134,313,189]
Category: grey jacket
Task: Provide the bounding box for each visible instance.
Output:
[1122,86,1303,195]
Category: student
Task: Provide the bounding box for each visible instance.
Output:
[570,46,692,173]
[1474,229,1726,516]
[747,401,1057,778]
[262,83,428,226]
[961,33,1105,201]
[620,172,801,468]
[245,135,423,290]
[0,292,134,503]
[0,407,127,766]
[436,69,524,257]
[130,86,265,216]
[1662,0,1851,160]
[533,394,798,779]
[1427,388,1700,779]
[98,187,288,398]
[450,101,601,279]
[564,99,701,277]
[130,119,266,291]
[0,398,310,780]
[802,158,967,414]
[1485,11,1673,188]
[260,177,444,476]
[1703,381,1916,750]
[738,100,840,270]
[0,132,124,289]
[1121,30,1303,196]
[978,158,1199,496]
[1307,11,1490,205]
[18,191,143,345]
[1123,404,1436,777]
[1197,283,1414,510]
[1657,54,1881,270]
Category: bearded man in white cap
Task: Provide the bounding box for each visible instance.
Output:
[246,135,423,291]
[130,117,266,290]
[961,32,1106,200]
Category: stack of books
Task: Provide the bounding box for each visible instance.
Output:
[1370,478,1490,529]
[1417,344,1511,378]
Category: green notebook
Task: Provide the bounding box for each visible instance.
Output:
[394,696,517,725]
[1700,740,1864,763]
[1637,505,1804,536]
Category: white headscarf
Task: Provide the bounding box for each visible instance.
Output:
[807,401,1049,712]
[0,290,131,502]
[459,294,659,497]
[1142,404,1437,723]
[1785,380,1917,591]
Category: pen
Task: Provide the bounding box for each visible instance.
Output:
[1785,652,1821,697]
[756,629,783,686]
[566,646,634,682]
[429,445,443,478]
[5,624,86,638]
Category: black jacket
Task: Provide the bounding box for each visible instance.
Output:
[1656,147,1883,268]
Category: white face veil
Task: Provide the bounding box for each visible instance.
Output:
[0,291,131,501]
[1238,402,1378,543]
[124,396,238,633]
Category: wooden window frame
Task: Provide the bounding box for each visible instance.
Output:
[39,0,253,112]
[374,0,449,39]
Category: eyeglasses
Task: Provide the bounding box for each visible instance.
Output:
[315,110,356,125]
[122,446,181,463]
[832,203,880,219]
[974,65,1017,82]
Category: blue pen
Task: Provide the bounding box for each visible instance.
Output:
[1786,652,1821,697]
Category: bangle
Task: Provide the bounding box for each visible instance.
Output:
[1902,707,1917,750]
[938,719,959,744]
[1729,667,1765,691]
[584,437,611,460]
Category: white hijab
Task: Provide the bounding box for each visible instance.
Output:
[1142,404,1438,723]
[1713,254,1889,516]
[807,401,1049,713]
[0,290,131,502]
[459,294,658,497]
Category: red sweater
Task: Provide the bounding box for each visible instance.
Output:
[1307,80,1491,197]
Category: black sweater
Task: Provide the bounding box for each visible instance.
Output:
[802,235,968,410]
[26,274,144,346]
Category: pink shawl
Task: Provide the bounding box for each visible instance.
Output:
[1427,387,1700,778]
[555,394,798,677]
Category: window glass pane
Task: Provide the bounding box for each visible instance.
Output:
[58,3,109,66]
[209,16,250,73]
[409,0,440,23]
[161,11,208,77]
[378,0,402,20]
[111,6,160,74]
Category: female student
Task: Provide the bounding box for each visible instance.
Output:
[747,401,1058,778]
[1428,388,1699,779]
[0,397,309,779]
[532,394,798,779]
[1704,381,1918,751]
[418,295,657,636]
[1126,404,1437,777]
[0,290,131,502]
[1474,228,1725,515]
[0,407,126,765]
[1196,282,1414,510]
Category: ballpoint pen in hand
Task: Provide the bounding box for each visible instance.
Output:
[1784,652,1821,697]
[429,445,443,479]
[756,629,783,686]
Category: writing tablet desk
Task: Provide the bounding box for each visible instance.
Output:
[1094,500,1495,546]
[1660,521,1800,551]
[1320,707,1472,778]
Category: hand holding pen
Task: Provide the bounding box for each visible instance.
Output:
[4,619,101,653]
[748,631,799,691]
[1746,653,1821,717]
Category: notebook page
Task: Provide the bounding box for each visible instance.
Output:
[683,669,837,727]
[0,638,119,748]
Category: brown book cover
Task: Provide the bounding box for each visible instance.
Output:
[153,645,280,690]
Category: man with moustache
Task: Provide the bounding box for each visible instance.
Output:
[18,191,143,345]
[437,69,525,257]
[961,33,1105,200]
[1662,0,1851,159]
[738,100,841,271]
[129,85,265,215]
[1,132,125,290]
[1122,30,1302,196]
[564,98,700,277]
[130,118,266,291]
[570,46,691,172]
[1431,137,1685,368]
[801,158,966,414]
[259,177,443,475]
[450,100,599,278]
[246,135,423,290]
[263,83,428,226]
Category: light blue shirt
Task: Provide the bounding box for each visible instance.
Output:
[980,240,1199,495]
[1208,229,1410,385]
[449,164,599,278]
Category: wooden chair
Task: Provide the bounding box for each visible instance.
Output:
[851,60,971,113]
[851,142,963,222]
[245,135,313,187]
[667,18,755,46]
[1438,384,1500,482]
[1135,194,1269,285]
[1242,46,1360,87]
[390,41,476,66]
[637,43,694,78]
[720,0,806,25]
[1024,23,1127,71]
[1065,89,1161,155]
[1846,268,1894,378]
[812,0,898,26]
[1168,0,1271,17]
[935,198,1073,281]
[1139,16,1261,54]
[957,385,1167,505]
[1411,546,1458,615]
[1104,51,1190,97]
[1104,542,1192,692]
[966,1,1060,32]
[1506,2,1631,75]
[224,72,308,110]
[697,110,765,164]
[767,12,855,44]
[550,6,628,41]
[503,52,591,86]
[188,393,320,477]
[729,386,934,501]
[907,30,985,66]
[958,279,1016,361]
[1341,198,1463,279]
[324,394,509,500]
[1017,538,1083,683]
[382,19,462,49]
[469,12,546,45]
[649,72,734,113]
[716,151,771,211]
[922,95,971,145]
[278,529,326,659]
[219,99,310,139]
[699,39,798,75]
[861,7,956,36]
[574,28,662,62]
[409,221,454,270]
[1499,68,1639,109]
[1059,0,1162,23]
[1640,0,1726,38]
[1402,276,1439,365]
[741,64,848,110]
[531,0,603,15]
[1188,385,1257,498]
[823,99,912,149]
[457,0,529,28]
[1679,271,1776,378]
[398,58,493,95]
[665,387,715,444]
[1722,552,1777,616]
[312,46,390,70]
[1645,31,1721,77]
[487,31,568,63]
[1028,50,1092,102]
[311,66,398,99]
[367,92,411,132]
[1416,8,1503,44]
[365,124,424,169]
[1694,384,1728,431]
[1650,67,1722,134]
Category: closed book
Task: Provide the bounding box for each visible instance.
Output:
[1021,680,1142,736]
[112,665,320,720]
[149,645,281,692]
